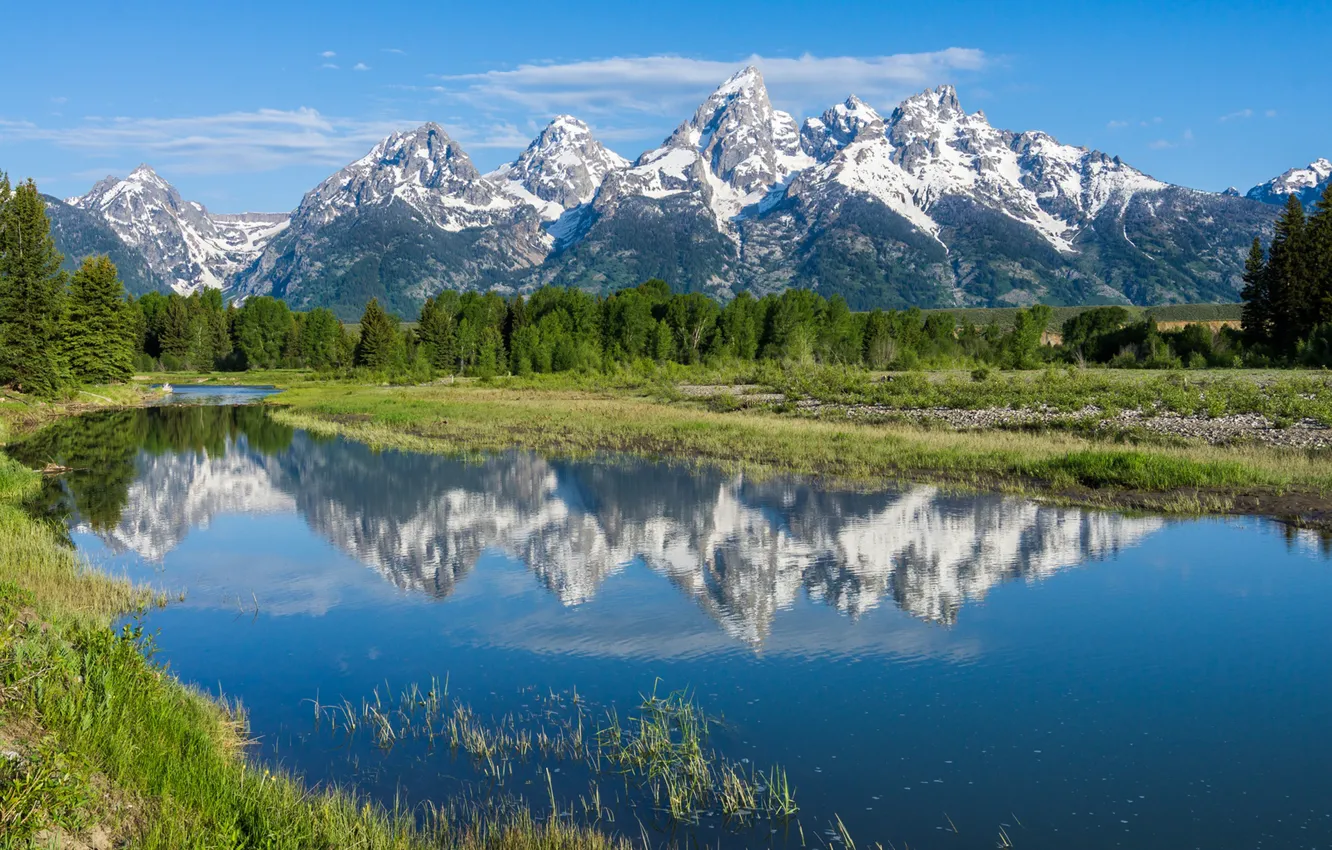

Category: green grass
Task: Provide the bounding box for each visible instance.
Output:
[265,381,1332,517]
[0,401,630,849]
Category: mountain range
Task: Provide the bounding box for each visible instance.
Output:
[44,67,1325,316]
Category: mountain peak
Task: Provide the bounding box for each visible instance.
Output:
[800,95,886,161]
[895,85,965,122]
[490,117,629,217]
[715,65,764,96]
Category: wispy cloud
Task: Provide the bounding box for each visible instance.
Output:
[1107,119,1129,129]
[0,109,412,175]
[320,63,339,70]
[430,50,988,117]
[320,50,337,58]
[1219,108,1253,122]
[1265,109,1277,118]
[1148,128,1194,150]
[353,62,371,72]
[382,48,406,55]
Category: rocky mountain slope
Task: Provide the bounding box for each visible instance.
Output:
[52,69,1297,313]
[42,194,165,294]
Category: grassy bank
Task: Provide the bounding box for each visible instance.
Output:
[0,401,628,847]
[267,381,1332,520]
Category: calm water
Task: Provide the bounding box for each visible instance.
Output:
[10,403,1332,849]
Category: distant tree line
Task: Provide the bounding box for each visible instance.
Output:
[1240,186,1332,365]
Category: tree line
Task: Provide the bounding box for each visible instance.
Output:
[1240,186,1332,364]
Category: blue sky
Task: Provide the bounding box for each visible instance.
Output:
[0,0,1324,213]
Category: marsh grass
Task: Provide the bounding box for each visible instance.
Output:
[267,383,1332,517]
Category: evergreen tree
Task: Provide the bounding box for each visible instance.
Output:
[417,293,459,371]
[1267,195,1310,352]
[158,295,196,363]
[1240,237,1271,346]
[354,298,401,368]
[65,255,134,383]
[233,296,294,369]
[300,307,344,369]
[1309,183,1332,328]
[0,178,70,395]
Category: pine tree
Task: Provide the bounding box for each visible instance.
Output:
[1267,194,1311,352]
[65,256,134,383]
[1240,237,1271,346]
[1309,182,1332,328]
[416,294,458,372]
[0,178,70,395]
[354,298,401,368]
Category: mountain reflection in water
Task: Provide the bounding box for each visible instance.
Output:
[14,406,1164,645]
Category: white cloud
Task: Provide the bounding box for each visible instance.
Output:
[1183,128,1194,141]
[382,48,406,55]
[1107,119,1129,129]
[0,109,411,175]
[320,63,339,70]
[1219,108,1253,122]
[431,50,987,118]
[321,50,336,58]
[353,62,371,72]
[1265,109,1278,118]
[1148,139,1175,150]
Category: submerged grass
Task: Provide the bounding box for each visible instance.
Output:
[266,382,1332,518]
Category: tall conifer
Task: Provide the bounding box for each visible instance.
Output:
[1240,237,1271,346]
[354,298,401,368]
[65,256,135,383]
[0,179,70,394]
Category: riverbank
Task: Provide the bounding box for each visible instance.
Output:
[264,375,1332,527]
[0,395,627,847]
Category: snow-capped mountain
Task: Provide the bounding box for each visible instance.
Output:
[593,66,812,227]
[53,67,1284,312]
[67,165,287,294]
[292,123,519,232]
[233,123,551,312]
[486,115,629,220]
[1246,158,1332,207]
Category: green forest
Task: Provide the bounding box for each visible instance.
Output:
[4,172,1332,397]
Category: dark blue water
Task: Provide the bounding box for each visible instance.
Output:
[11,404,1332,849]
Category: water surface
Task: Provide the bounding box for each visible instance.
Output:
[11,404,1332,849]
